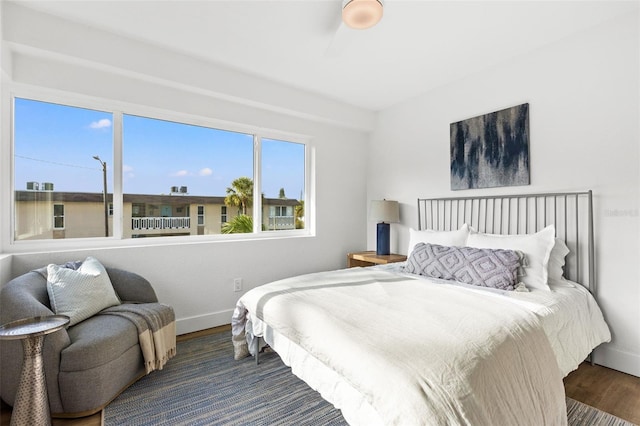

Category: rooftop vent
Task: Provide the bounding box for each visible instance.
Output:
[26,182,39,191]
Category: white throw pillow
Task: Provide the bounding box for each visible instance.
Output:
[47,256,121,326]
[407,223,469,256]
[466,225,556,291]
[547,238,570,285]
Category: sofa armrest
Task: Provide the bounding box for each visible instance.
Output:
[0,271,71,412]
[1,271,56,322]
[106,268,158,303]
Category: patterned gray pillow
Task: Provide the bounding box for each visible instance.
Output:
[405,243,522,291]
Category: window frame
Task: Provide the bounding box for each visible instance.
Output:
[197,205,205,226]
[220,205,227,224]
[53,204,65,230]
[6,88,314,251]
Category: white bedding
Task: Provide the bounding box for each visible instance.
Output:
[231,265,610,426]
[378,262,612,377]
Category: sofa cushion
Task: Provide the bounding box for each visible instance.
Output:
[58,345,145,414]
[60,312,140,372]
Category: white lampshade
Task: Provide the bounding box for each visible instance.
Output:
[342,0,383,30]
[369,200,399,223]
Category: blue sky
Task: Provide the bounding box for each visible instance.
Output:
[14,98,305,199]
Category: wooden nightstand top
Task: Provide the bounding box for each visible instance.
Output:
[347,251,407,267]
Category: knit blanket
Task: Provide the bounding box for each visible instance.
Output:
[101,303,177,374]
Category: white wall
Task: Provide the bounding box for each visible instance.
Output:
[368,14,640,376]
[1,5,370,334]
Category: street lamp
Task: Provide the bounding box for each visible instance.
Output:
[93,155,109,237]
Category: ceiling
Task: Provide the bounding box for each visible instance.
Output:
[11,1,639,111]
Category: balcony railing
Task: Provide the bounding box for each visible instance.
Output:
[132,216,190,230]
[266,215,295,230]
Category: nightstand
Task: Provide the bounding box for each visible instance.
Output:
[347,251,407,268]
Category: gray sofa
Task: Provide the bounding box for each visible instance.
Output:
[0,266,159,417]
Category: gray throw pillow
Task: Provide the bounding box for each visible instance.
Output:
[405,243,522,291]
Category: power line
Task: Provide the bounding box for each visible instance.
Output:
[15,155,99,170]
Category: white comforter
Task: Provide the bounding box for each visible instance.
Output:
[232,266,609,426]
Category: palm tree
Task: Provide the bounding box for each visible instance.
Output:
[221,214,253,234]
[295,200,304,229]
[225,177,253,215]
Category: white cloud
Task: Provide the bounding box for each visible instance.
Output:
[171,170,189,177]
[89,118,112,129]
[123,165,134,179]
[199,168,213,176]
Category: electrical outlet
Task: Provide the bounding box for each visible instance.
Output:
[233,278,243,292]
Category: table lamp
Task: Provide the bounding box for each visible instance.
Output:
[369,199,399,255]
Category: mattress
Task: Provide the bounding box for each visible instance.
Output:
[232,264,610,425]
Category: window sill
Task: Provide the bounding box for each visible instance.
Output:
[3,230,315,254]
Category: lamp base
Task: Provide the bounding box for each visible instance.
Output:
[376,222,390,255]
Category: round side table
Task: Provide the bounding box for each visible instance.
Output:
[0,315,70,426]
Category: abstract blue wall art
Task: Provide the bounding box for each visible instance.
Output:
[450,103,530,190]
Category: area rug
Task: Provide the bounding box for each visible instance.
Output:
[104,331,635,426]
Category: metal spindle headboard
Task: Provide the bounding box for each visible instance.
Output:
[417,191,595,294]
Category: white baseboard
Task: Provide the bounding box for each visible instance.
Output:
[593,345,640,377]
[176,309,234,335]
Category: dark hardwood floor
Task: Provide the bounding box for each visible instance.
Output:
[2,326,639,425]
[564,362,640,424]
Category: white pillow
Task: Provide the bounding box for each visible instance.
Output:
[548,238,570,284]
[466,225,556,291]
[47,256,121,326]
[407,223,469,256]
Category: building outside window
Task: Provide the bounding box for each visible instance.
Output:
[261,139,304,231]
[123,114,253,238]
[12,97,308,242]
[266,203,297,230]
[13,98,113,240]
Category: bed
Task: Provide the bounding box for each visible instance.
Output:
[231,191,611,425]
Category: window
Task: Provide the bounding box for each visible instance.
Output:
[197,205,205,226]
[262,139,305,231]
[274,206,290,216]
[13,98,113,240]
[221,206,227,224]
[132,203,145,217]
[12,97,309,242]
[123,114,253,238]
[53,204,65,229]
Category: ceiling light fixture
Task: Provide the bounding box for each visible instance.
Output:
[342,0,383,30]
